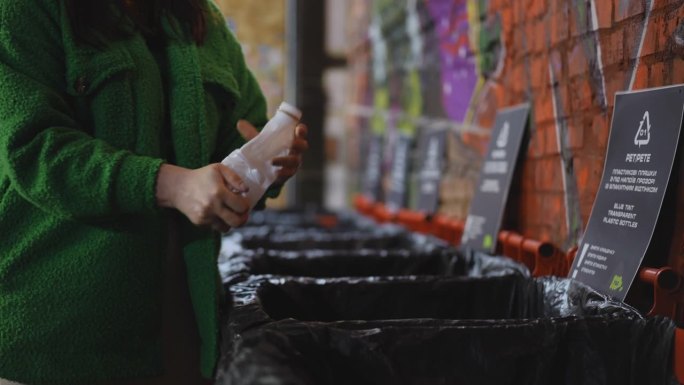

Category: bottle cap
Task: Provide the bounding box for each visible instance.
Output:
[278,102,302,121]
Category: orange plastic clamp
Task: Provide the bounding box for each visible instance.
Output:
[432,215,453,242]
[497,231,512,255]
[317,214,339,229]
[524,239,559,277]
[501,232,527,269]
[638,267,682,320]
[353,194,375,217]
[565,246,578,276]
[396,209,432,234]
[373,203,395,224]
[676,328,684,384]
[449,219,465,246]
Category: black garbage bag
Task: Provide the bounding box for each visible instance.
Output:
[242,209,370,231]
[235,224,412,251]
[219,247,459,283]
[218,316,676,385]
[219,235,529,284]
[216,275,678,385]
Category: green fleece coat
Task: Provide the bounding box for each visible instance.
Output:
[0,0,269,383]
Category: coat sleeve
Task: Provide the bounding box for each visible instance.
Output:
[0,1,165,220]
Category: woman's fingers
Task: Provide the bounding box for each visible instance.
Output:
[273,155,300,181]
[290,137,309,154]
[215,185,249,215]
[215,164,249,194]
[236,119,259,141]
[272,155,301,169]
[210,218,232,234]
[213,197,249,228]
[295,123,308,140]
[167,163,254,232]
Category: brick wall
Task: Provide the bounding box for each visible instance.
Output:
[347,0,684,257]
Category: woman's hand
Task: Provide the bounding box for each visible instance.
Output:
[156,163,251,232]
[237,119,309,186]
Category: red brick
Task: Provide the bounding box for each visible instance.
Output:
[500,8,515,35]
[600,28,625,68]
[528,128,545,158]
[567,119,584,149]
[530,54,549,89]
[508,61,527,93]
[594,0,613,30]
[591,113,611,153]
[567,41,588,78]
[512,27,526,57]
[604,73,625,105]
[574,155,603,202]
[671,58,684,84]
[534,87,556,124]
[635,14,663,58]
[568,1,590,36]
[550,9,570,46]
[651,0,674,12]
[615,0,646,22]
[542,194,568,244]
[525,20,547,53]
[649,61,666,87]
[539,122,560,156]
[535,158,563,192]
[525,22,536,53]
[568,77,594,115]
[527,0,547,19]
[512,0,525,26]
[632,64,649,90]
[520,161,537,189]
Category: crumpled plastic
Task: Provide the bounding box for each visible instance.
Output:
[216,274,677,385]
[236,225,412,251]
[216,210,677,384]
[220,227,529,284]
[243,209,372,230]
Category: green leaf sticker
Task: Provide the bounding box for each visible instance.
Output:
[483,234,493,250]
[609,275,624,292]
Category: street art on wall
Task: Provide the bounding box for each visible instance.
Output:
[216,0,286,117]
[425,0,478,122]
[216,0,288,208]
[348,0,684,270]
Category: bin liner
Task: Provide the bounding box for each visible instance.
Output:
[236,224,412,251]
[219,240,528,284]
[216,275,678,385]
[217,316,676,385]
[243,209,370,231]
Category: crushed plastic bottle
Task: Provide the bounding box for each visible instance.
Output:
[222,102,302,208]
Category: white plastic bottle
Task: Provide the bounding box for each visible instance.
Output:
[222,102,302,208]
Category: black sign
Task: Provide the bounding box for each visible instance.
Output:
[362,134,384,201]
[461,104,530,253]
[386,134,413,212]
[569,85,684,300]
[416,128,447,214]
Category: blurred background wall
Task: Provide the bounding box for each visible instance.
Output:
[216,0,684,275]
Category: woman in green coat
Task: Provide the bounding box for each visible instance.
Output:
[0,0,308,384]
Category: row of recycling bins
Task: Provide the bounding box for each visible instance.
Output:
[216,210,679,385]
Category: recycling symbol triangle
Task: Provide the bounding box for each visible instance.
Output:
[496,121,510,148]
[634,111,651,148]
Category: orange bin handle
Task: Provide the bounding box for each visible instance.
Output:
[676,328,684,384]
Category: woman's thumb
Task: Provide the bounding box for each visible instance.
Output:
[237,120,259,141]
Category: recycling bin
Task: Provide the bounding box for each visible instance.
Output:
[216,275,677,385]
[220,245,528,284]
